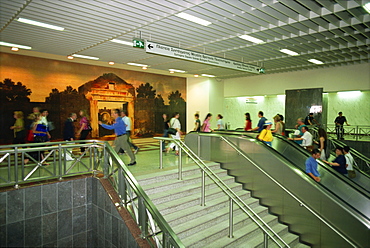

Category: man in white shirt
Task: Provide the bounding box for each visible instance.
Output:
[289,126,313,151]
[344,146,356,178]
[121,111,139,154]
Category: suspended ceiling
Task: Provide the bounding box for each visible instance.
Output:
[0,0,369,79]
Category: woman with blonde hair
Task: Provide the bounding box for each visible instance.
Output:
[10,111,26,144]
[77,110,91,153]
[271,114,283,135]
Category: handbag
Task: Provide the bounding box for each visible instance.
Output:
[168,128,177,135]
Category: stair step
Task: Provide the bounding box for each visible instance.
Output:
[163,192,258,227]
[135,160,308,247]
[136,162,221,185]
[140,172,237,200]
[155,185,248,216]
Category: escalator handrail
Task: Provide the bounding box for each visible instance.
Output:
[195,132,357,247]
[216,130,370,195]
[214,132,370,215]
[310,127,370,178]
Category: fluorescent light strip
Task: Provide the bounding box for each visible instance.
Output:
[201,74,216,77]
[17,18,64,31]
[110,39,132,46]
[175,13,212,26]
[363,3,370,14]
[279,49,299,56]
[0,41,32,49]
[127,63,148,67]
[337,91,361,95]
[238,35,264,44]
[169,69,186,73]
[308,59,324,65]
[72,54,99,60]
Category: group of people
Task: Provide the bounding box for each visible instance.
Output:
[306,145,356,182]
[98,109,137,166]
[193,113,225,132]
[243,111,285,147]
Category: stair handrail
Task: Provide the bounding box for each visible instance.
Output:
[216,135,357,248]
[103,142,185,248]
[154,136,290,248]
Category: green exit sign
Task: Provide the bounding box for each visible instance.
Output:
[133,39,144,49]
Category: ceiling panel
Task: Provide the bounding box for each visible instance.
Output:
[0,0,368,79]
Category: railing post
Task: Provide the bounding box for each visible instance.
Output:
[178,147,182,180]
[138,196,148,238]
[201,170,205,206]
[118,167,127,206]
[356,125,359,141]
[14,147,19,188]
[159,140,163,169]
[58,144,62,177]
[103,147,109,178]
[228,197,234,238]
[197,135,201,157]
[264,233,269,248]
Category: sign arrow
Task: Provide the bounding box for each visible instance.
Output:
[147,44,154,49]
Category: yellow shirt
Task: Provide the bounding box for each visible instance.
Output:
[259,129,273,142]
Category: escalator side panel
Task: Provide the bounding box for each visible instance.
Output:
[185,133,370,247]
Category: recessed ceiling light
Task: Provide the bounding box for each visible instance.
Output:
[142,66,148,70]
[127,62,148,67]
[0,41,31,49]
[67,55,74,60]
[194,74,199,77]
[238,35,264,44]
[110,39,132,46]
[279,49,299,56]
[108,61,115,65]
[72,54,99,60]
[175,13,212,26]
[201,74,216,77]
[17,17,64,31]
[11,47,19,51]
[169,69,186,73]
[363,3,370,13]
[308,59,324,65]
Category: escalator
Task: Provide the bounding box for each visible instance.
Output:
[185,132,370,247]
[328,137,370,176]
[218,130,370,193]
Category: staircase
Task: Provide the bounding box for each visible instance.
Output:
[136,162,310,248]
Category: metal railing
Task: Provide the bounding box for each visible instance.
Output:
[0,140,184,248]
[0,140,103,188]
[325,124,370,141]
[215,135,356,247]
[154,137,290,248]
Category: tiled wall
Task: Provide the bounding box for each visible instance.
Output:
[223,90,370,130]
[0,177,139,248]
[223,95,285,130]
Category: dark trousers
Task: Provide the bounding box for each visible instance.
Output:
[162,129,169,150]
[80,129,90,152]
[335,125,344,139]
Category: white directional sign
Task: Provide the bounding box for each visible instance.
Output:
[145,41,261,74]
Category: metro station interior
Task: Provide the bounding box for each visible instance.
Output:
[0,0,369,247]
